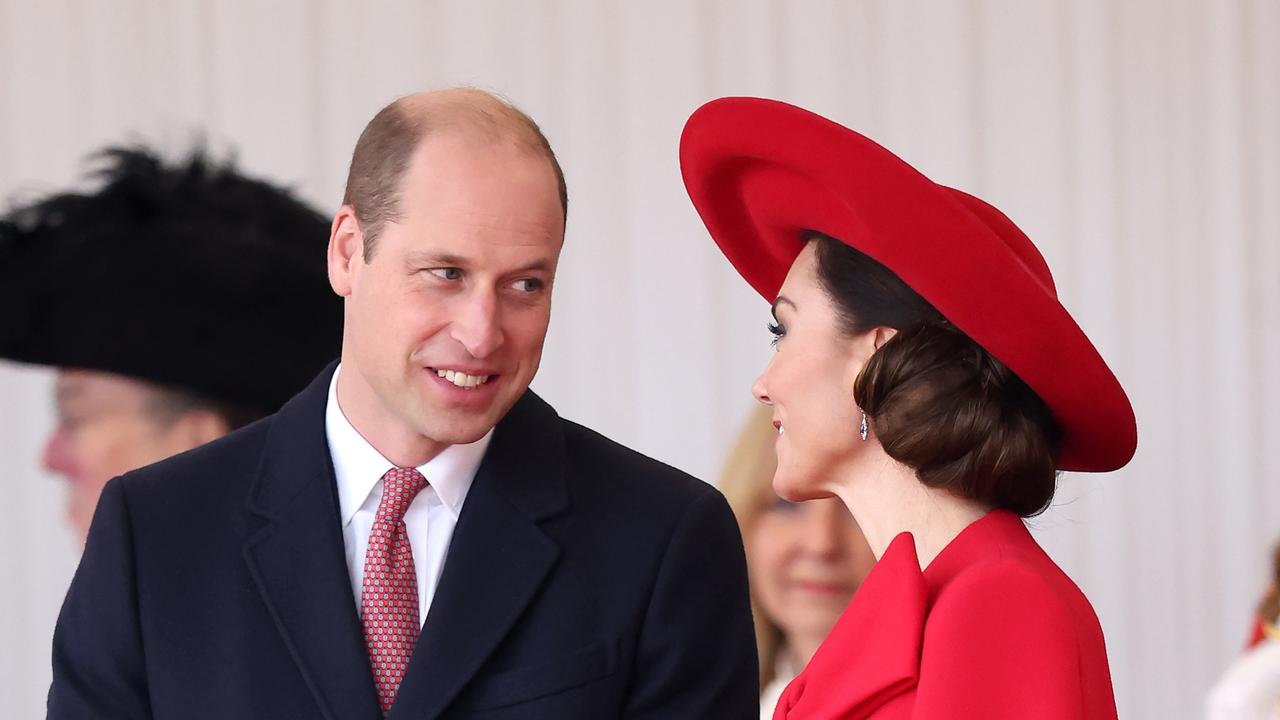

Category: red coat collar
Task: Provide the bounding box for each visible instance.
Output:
[773,511,1032,719]
[773,531,927,718]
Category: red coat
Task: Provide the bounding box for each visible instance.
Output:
[773,510,1117,719]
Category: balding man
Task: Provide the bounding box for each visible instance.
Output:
[48,90,758,719]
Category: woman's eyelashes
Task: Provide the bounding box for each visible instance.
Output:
[768,321,786,347]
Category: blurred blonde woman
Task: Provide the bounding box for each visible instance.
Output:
[720,404,876,719]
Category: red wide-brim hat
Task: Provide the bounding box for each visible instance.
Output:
[680,97,1136,472]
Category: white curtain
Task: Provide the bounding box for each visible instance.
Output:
[1,2,1276,717]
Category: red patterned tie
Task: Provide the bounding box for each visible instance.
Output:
[361,467,427,713]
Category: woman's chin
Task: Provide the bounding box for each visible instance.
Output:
[771,472,835,503]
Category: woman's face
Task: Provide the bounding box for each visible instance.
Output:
[748,494,875,657]
[753,242,877,501]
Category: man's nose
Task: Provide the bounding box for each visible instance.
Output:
[453,292,505,359]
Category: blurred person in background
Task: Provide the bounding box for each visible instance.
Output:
[0,146,342,542]
[1207,543,1280,719]
[719,404,876,719]
[1244,556,1277,652]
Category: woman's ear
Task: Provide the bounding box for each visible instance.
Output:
[872,326,898,350]
[847,326,897,388]
[845,328,884,388]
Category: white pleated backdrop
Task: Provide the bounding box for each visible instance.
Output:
[1,2,1277,717]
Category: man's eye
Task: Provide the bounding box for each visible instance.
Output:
[513,278,544,293]
[429,268,462,281]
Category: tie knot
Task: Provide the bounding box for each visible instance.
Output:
[378,467,428,519]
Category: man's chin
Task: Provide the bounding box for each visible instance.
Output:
[415,386,526,444]
[430,427,492,447]
[418,411,503,447]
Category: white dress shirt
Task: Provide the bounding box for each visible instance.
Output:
[325,365,493,627]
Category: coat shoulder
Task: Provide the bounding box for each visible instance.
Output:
[112,415,274,512]
[550,416,738,564]
[559,417,717,504]
[915,556,1113,717]
[929,557,1080,637]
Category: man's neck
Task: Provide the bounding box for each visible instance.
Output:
[334,364,450,468]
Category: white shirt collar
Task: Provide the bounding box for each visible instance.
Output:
[325,364,493,526]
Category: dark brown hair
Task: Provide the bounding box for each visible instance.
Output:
[810,232,1062,517]
[342,90,568,261]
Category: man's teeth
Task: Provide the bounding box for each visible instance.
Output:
[778,425,785,435]
[436,369,492,389]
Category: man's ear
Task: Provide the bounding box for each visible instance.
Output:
[328,205,363,297]
[167,408,231,452]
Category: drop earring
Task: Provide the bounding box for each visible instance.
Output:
[859,411,869,441]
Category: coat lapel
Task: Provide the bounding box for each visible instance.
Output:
[388,391,568,720]
[775,532,928,719]
[241,363,382,720]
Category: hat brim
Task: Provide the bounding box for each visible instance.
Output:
[680,97,1135,472]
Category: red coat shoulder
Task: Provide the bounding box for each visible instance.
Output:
[773,514,1117,720]
[914,559,1087,718]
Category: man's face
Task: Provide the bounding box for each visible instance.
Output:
[42,370,208,541]
[334,132,565,452]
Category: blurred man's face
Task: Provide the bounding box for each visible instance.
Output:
[42,370,225,542]
[330,131,565,460]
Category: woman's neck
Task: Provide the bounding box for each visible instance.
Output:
[785,634,825,673]
[826,451,991,570]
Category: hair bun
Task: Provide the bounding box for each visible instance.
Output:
[857,322,1063,517]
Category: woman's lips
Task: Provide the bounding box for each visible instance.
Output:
[791,579,852,596]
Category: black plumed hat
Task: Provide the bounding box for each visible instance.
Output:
[0,145,343,413]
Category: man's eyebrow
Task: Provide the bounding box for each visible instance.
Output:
[510,259,554,274]
[405,252,555,275]
[406,251,468,267]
